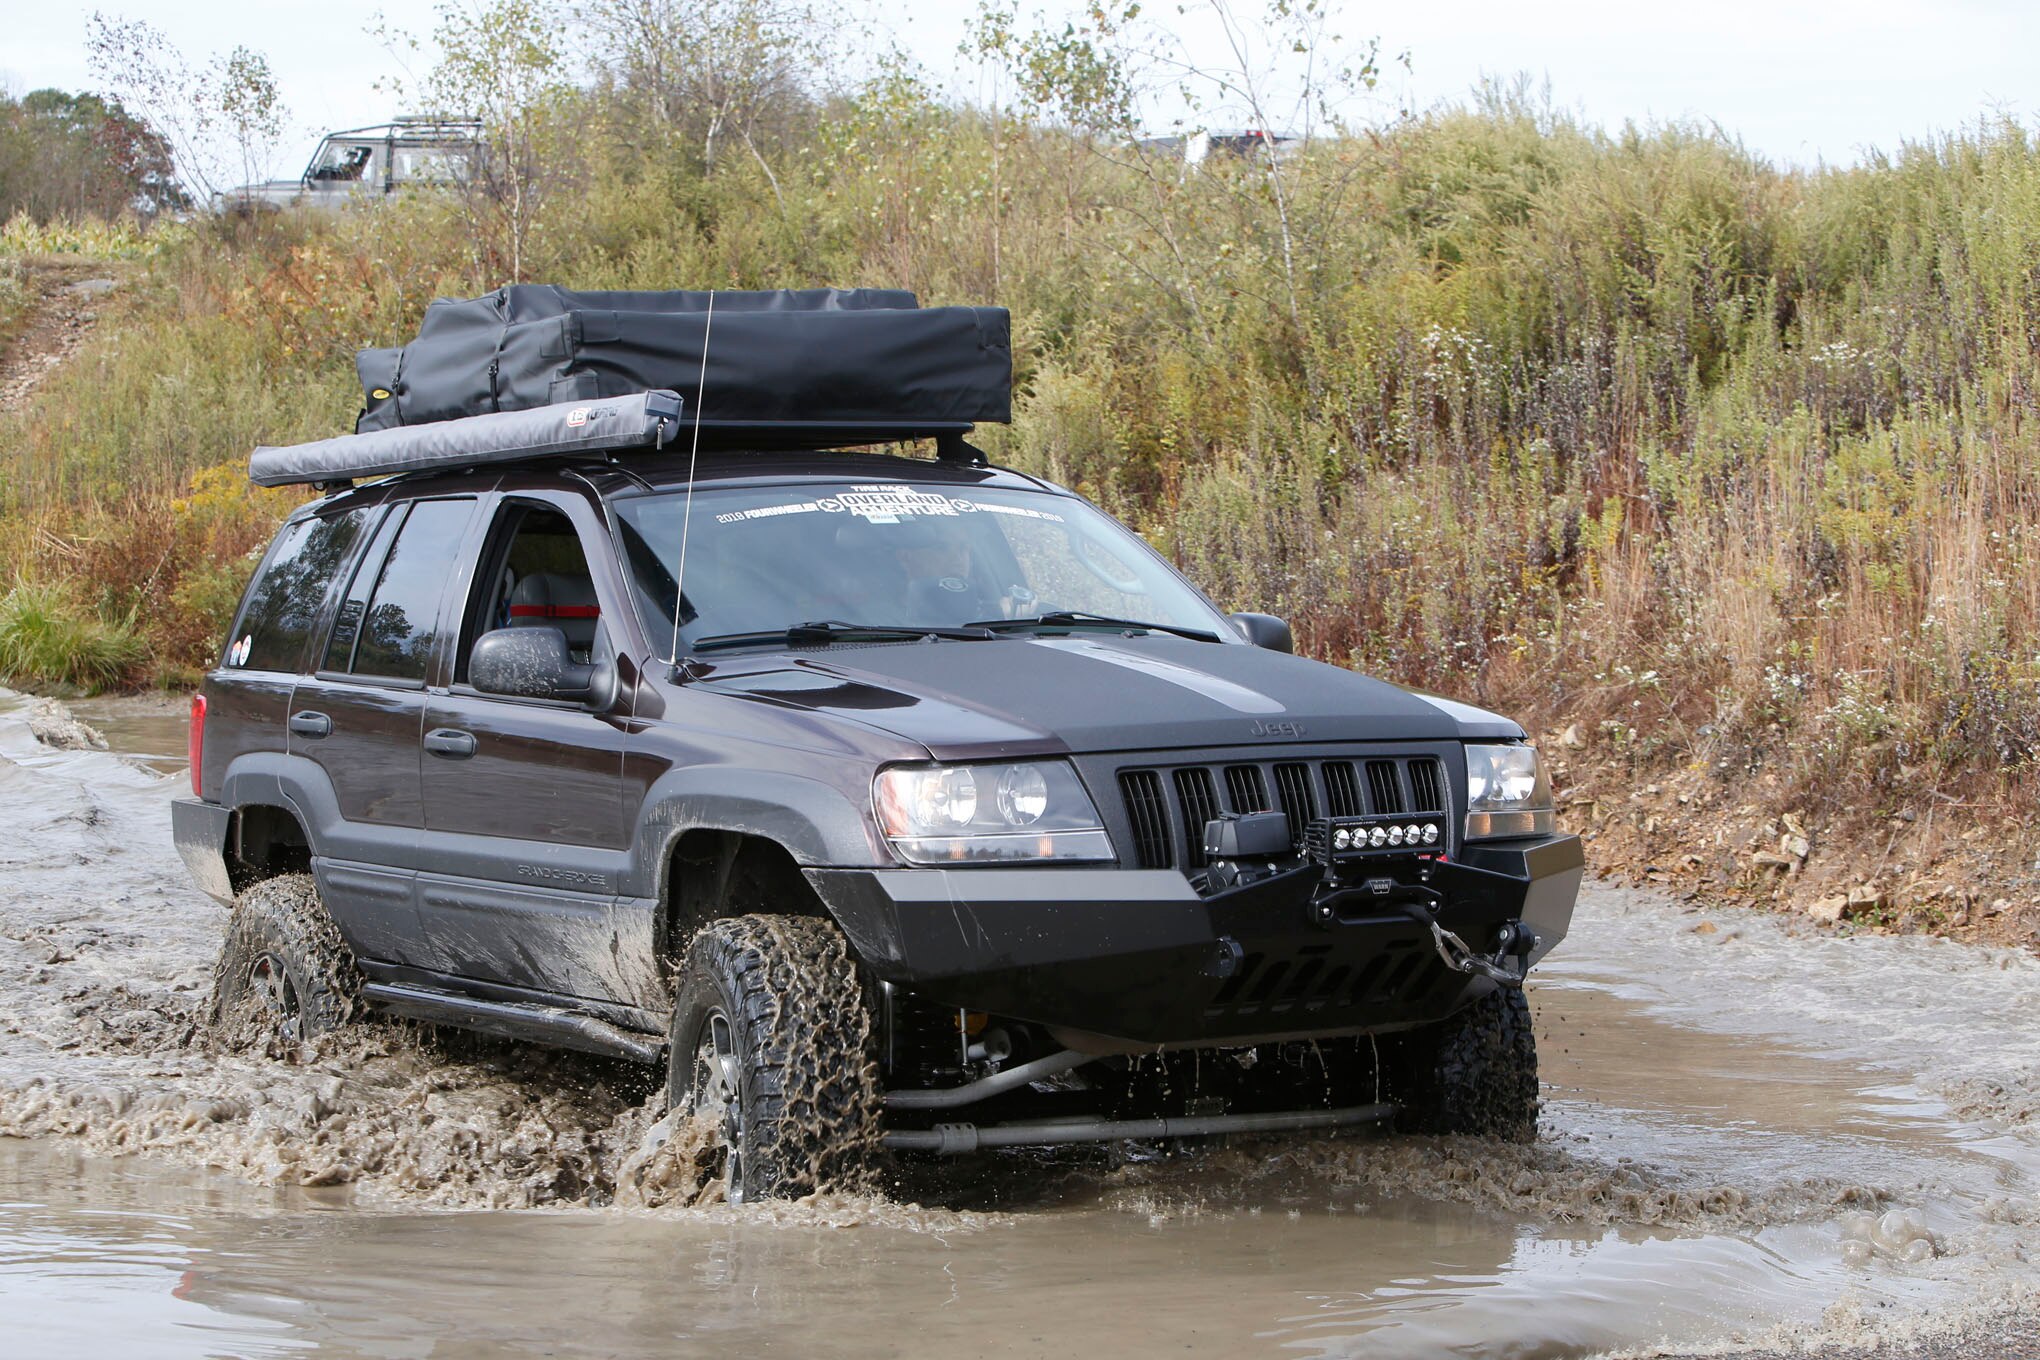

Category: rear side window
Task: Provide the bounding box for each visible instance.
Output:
[350,499,476,681]
[230,511,369,673]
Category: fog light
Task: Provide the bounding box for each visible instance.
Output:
[1421,824,1440,845]
[1386,825,1405,846]
[1333,827,1352,849]
[1368,826,1387,847]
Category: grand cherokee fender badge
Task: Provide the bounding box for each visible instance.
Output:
[1249,719,1305,738]
[515,864,608,888]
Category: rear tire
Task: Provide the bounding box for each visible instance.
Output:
[665,915,881,1203]
[1393,983,1539,1143]
[208,873,362,1043]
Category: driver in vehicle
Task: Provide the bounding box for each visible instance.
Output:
[890,517,991,624]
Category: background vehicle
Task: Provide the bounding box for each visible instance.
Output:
[216,119,479,212]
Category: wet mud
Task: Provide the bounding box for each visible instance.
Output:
[1,689,2038,1357]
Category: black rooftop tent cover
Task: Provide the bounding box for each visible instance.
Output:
[354,285,1011,439]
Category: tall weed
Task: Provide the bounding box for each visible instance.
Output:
[0,582,144,692]
[0,92,2036,827]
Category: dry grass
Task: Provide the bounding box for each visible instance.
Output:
[0,94,2037,862]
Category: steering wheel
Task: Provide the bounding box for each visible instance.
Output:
[1072,533,1149,595]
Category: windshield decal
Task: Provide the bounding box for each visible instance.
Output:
[823,485,963,523]
[714,500,824,524]
[970,500,1065,522]
[715,486,1066,527]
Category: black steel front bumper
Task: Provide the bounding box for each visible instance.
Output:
[808,834,1583,1047]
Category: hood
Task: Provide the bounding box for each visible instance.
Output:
[216,180,303,205]
[689,634,1521,758]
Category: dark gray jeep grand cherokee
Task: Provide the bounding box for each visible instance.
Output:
[175,290,1581,1201]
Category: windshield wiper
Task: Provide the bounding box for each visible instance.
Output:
[692,619,996,652]
[966,611,1223,643]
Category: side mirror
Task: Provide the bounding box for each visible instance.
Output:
[1230,612,1293,653]
[470,627,614,706]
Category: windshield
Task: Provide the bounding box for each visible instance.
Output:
[308,141,376,182]
[612,480,1234,655]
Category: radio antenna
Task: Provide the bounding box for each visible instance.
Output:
[668,290,714,665]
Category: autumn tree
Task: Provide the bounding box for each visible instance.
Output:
[0,89,185,220]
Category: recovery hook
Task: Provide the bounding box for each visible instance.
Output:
[1410,912,1533,988]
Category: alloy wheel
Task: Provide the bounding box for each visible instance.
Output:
[691,1008,747,1202]
[246,951,305,1041]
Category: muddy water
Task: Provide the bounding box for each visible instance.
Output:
[65,691,189,774]
[0,689,2036,1358]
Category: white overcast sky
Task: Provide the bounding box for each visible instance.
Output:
[2,0,2032,173]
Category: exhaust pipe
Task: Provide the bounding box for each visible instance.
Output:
[882,1101,1397,1154]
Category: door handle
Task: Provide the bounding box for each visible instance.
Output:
[423,728,477,758]
[288,710,332,739]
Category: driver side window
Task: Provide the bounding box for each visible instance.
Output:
[457,502,605,685]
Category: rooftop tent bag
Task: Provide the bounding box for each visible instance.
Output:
[356,285,1010,439]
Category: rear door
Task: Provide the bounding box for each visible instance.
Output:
[212,509,374,795]
[290,496,482,968]
[416,492,642,1004]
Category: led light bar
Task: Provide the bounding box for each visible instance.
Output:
[1302,815,1446,865]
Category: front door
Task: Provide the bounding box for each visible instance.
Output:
[292,496,480,968]
[416,495,643,1005]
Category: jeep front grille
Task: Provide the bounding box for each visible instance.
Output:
[1410,758,1444,813]
[1120,770,1172,869]
[1223,764,1269,816]
[1366,760,1404,814]
[1272,763,1315,841]
[1116,754,1449,871]
[1172,768,1221,867]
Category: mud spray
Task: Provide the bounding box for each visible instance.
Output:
[1,690,2036,1358]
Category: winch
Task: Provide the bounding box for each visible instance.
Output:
[1198,809,1535,988]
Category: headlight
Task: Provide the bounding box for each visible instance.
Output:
[875,761,1112,864]
[1464,743,1556,840]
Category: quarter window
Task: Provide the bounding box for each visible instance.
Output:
[233,510,370,673]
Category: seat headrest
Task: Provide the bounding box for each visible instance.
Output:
[508,572,599,648]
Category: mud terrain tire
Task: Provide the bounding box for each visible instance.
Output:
[666,915,881,1203]
[1395,983,1539,1143]
[208,874,362,1043]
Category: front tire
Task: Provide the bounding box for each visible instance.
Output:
[208,873,362,1043]
[1392,983,1539,1142]
[665,915,881,1203]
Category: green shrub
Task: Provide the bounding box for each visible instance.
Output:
[0,582,145,693]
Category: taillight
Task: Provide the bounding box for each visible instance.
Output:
[189,693,206,798]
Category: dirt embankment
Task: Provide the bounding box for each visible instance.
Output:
[0,262,121,415]
[1543,718,2040,953]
